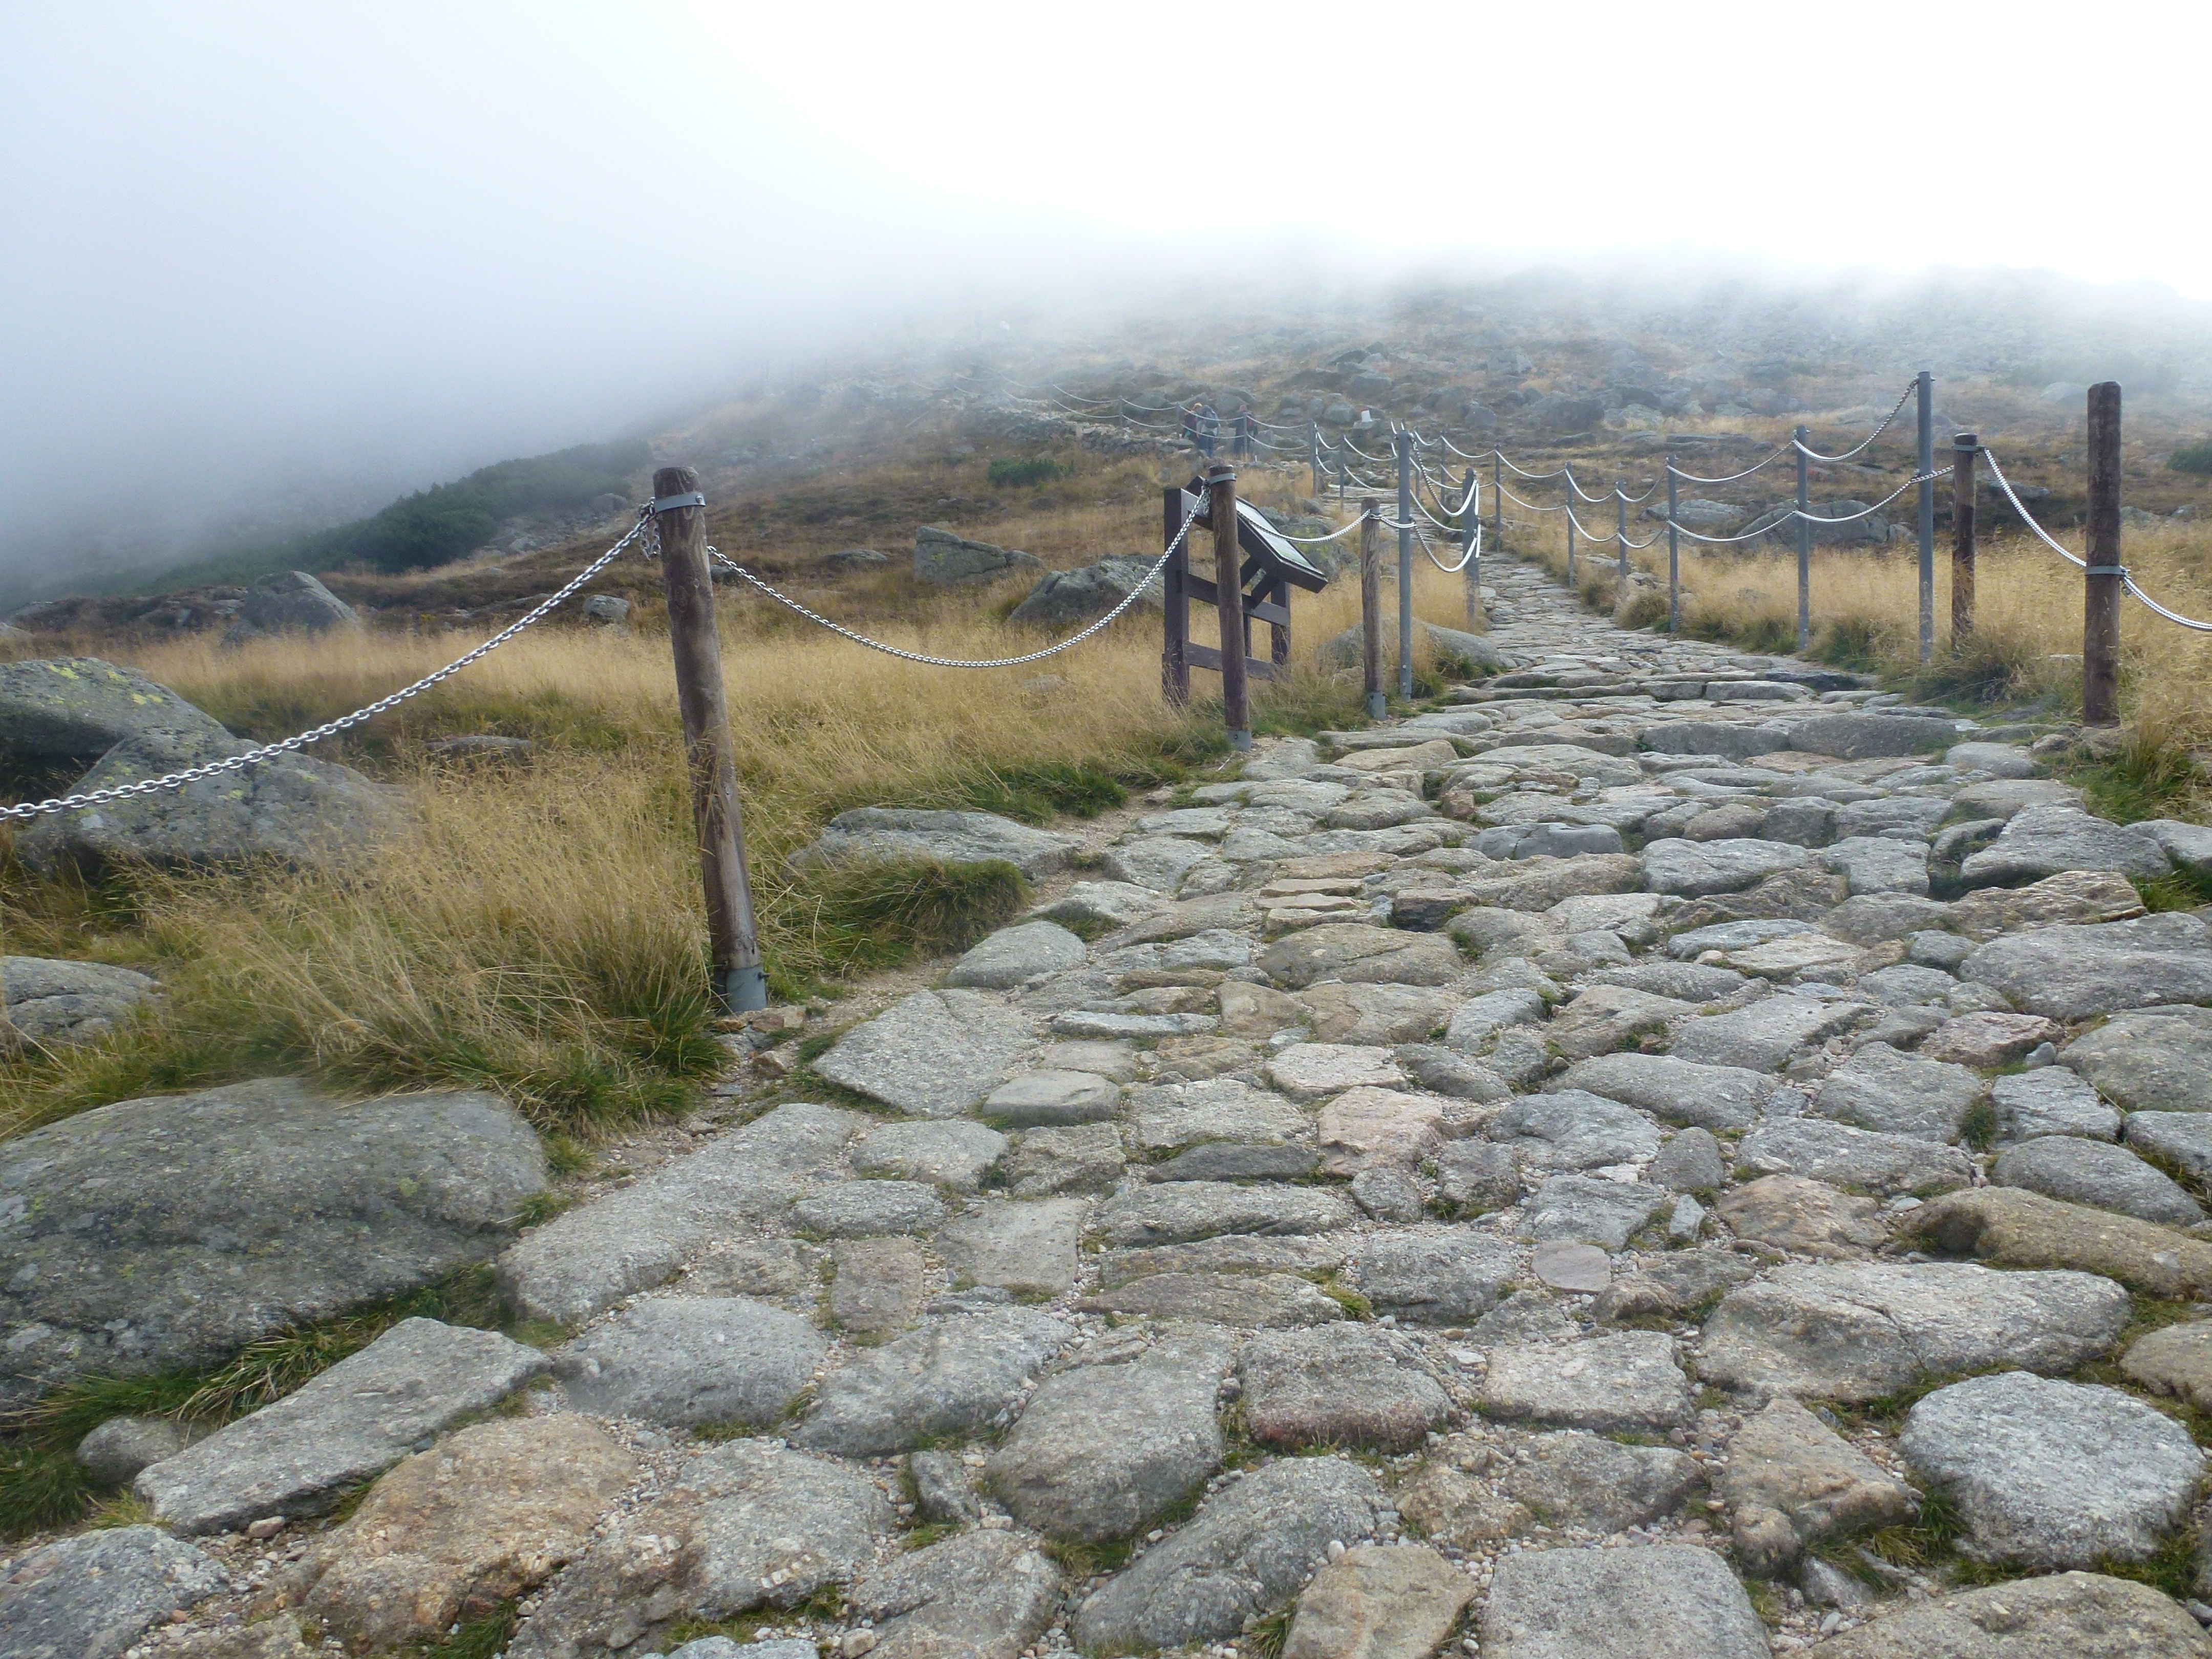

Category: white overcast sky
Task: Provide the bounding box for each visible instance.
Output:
[1,0,2203,573]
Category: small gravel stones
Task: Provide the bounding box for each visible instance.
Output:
[1901,1371,2206,1568]
[1239,1324,1452,1451]
[556,1296,822,1428]
[1481,1331,1693,1431]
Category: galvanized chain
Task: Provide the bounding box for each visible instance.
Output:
[1,511,655,824]
[707,494,1204,669]
[1790,380,1919,462]
[1981,448,2212,633]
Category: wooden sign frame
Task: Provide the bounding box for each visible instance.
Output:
[1160,482,1329,706]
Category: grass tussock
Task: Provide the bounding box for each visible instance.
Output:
[0,1267,504,1539]
[1,472,1476,1141]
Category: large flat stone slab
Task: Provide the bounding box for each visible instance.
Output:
[987,1328,1230,1543]
[1669,993,1869,1071]
[816,990,1037,1117]
[135,1317,548,1534]
[1963,913,2212,1019]
[1696,1262,2131,1402]
[1070,1458,1390,1654]
[792,1308,1070,1456]
[1481,1544,1769,1659]
[850,1527,1063,1659]
[1,1078,544,1408]
[1643,836,1810,897]
[0,1525,225,1659]
[1901,1185,2212,1297]
[937,1199,1086,1298]
[1901,1371,2204,1568]
[1240,1325,1451,1452]
[1552,1053,1770,1131]
[1258,924,1461,989]
[944,920,1088,989]
[1814,1042,1985,1142]
[1738,1118,1974,1197]
[1960,803,2172,887]
[1482,1331,1693,1431]
[498,1103,861,1325]
[1092,1181,1356,1246]
[1,953,160,1048]
[792,807,1074,878]
[1991,1136,2204,1225]
[1346,1227,1517,1324]
[555,1296,822,1428]
[1813,1570,2210,1658]
[2062,1005,2212,1113]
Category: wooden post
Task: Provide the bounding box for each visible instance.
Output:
[1269,573,1291,671]
[1208,465,1251,749]
[652,466,767,1013]
[2084,382,2124,727]
[1360,499,1384,719]
[1161,485,1188,706]
[1462,466,1481,629]
[1614,485,1628,588]
[1951,432,1979,641]
[1794,424,1812,653]
[1916,369,1936,663]
[1666,459,1681,634]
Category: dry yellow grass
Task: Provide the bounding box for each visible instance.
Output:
[0,478,1483,1137]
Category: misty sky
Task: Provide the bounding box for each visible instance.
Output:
[3,1,2203,583]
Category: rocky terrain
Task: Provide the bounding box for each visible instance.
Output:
[11,548,2212,1658]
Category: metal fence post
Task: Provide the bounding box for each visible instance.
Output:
[651,466,768,1013]
[2084,384,2124,727]
[1395,429,1414,699]
[1463,466,1482,630]
[1916,369,1936,664]
[1666,459,1681,634]
[1493,451,1503,541]
[1309,422,1322,497]
[1794,424,1812,653]
[1952,432,1979,641]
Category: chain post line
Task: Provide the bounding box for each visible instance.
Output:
[0,511,656,824]
[1981,448,2212,632]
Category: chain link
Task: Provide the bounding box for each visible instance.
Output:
[0,511,654,824]
[708,494,1205,669]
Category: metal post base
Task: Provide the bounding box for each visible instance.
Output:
[1226,729,1253,752]
[721,963,770,1014]
[1366,692,1388,720]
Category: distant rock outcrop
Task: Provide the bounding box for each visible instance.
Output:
[915,526,1043,586]
[1008,556,1164,626]
[222,569,359,644]
[1,655,400,874]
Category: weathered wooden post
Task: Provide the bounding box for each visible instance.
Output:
[652,467,767,1013]
[1161,485,1189,706]
[1614,485,1628,589]
[1666,458,1682,634]
[2084,384,2124,727]
[1208,464,1251,750]
[1394,430,1414,699]
[1462,467,1482,630]
[1951,432,1979,641]
[1361,500,1384,719]
[1564,467,1577,584]
[1916,369,1936,663]
[1794,424,1812,653]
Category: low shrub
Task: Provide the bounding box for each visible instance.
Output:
[987,458,1067,488]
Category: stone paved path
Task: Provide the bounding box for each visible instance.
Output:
[19,550,2212,1658]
